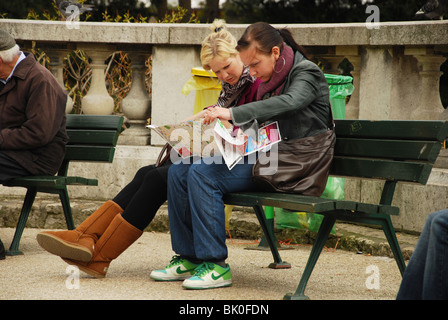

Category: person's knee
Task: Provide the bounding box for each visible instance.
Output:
[187,163,214,188]
[431,209,448,233]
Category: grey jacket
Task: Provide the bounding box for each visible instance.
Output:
[231,51,332,141]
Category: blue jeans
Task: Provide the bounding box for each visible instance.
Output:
[397,209,448,300]
[167,156,257,262]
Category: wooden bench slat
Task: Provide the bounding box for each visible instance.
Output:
[66,114,124,130]
[66,129,120,146]
[335,138,442,163]
[5,176,98,188]
[334,119,448,142]
[65,146,116,162]
[224,192,336,213]
[330,157,433,184]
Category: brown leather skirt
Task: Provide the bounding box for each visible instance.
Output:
[252,128,335,196]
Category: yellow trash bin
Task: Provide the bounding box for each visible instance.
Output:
[181,67,222,115]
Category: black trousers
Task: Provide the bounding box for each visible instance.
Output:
[117,161,171,231]
[0,152,31,183]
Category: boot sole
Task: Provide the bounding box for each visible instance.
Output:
[62,258,106,278]
[36,233,92,262]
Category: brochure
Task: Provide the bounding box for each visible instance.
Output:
[147,119,281,170]
[213,120,281,169]
[146,120,216,158]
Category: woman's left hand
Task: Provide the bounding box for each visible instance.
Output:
[203,107,232,125]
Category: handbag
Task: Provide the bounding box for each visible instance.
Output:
[252,128,335,196]
[155,142,172,167]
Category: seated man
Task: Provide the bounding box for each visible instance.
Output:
[0,28,68,182]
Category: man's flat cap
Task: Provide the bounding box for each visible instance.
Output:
[0,28,16,51]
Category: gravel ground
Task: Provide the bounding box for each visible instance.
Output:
[0,227,403,302]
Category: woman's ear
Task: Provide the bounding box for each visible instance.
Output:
[272,46,280,60]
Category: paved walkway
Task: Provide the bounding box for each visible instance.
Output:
[1,227,404,301]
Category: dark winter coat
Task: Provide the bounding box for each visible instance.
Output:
[0,53,68,175]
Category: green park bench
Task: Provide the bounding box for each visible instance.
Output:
[2,114,124,256]
[223,119,448,300]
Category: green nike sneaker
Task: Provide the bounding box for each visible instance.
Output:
[182,262,232,289]
[150,255,198,281]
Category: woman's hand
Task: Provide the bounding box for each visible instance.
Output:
[203,107,232,125]
[180,109,207,123]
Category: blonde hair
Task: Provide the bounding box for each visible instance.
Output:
[200,19,238,71]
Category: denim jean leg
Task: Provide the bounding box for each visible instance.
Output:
[187,156,257,261]
[397,211,434,299]
[422,209,448,299]
[167,162,196,258]
[397,209,448,300]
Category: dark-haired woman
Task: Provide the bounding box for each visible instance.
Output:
[158,22,335,290]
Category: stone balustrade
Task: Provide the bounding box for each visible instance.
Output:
[0,19,448,233]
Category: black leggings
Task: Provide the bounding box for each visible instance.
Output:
[116,161,171,231]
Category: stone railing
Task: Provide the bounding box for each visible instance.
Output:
[2,20,447,141]
[0,19,447,233]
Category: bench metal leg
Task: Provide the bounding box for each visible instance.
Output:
[252,205,291,269]
[284,215,336,300]
[57,187,75,230]
[348,214,406,276]
[380,216,406,276]
[6,188,37,256]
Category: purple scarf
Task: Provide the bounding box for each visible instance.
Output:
[256,44,294,101]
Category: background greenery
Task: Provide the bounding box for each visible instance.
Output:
[1,0,445,23]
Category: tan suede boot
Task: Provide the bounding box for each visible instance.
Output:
[36,200,123,262]
[63,214,143,278]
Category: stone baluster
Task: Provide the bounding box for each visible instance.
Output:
[46,47,74,114]
[336,46,361,120]
[119,51,152,146]
[405,47,446,120]
[320,55,344,75]
[81,44,115,115]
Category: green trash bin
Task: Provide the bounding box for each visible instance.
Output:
[276,74,354,234]
[324,73,355,120]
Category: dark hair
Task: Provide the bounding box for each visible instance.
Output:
[236,22,308,59]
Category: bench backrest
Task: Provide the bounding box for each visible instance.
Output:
[58,114,124,176]
[332,119,448,185]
